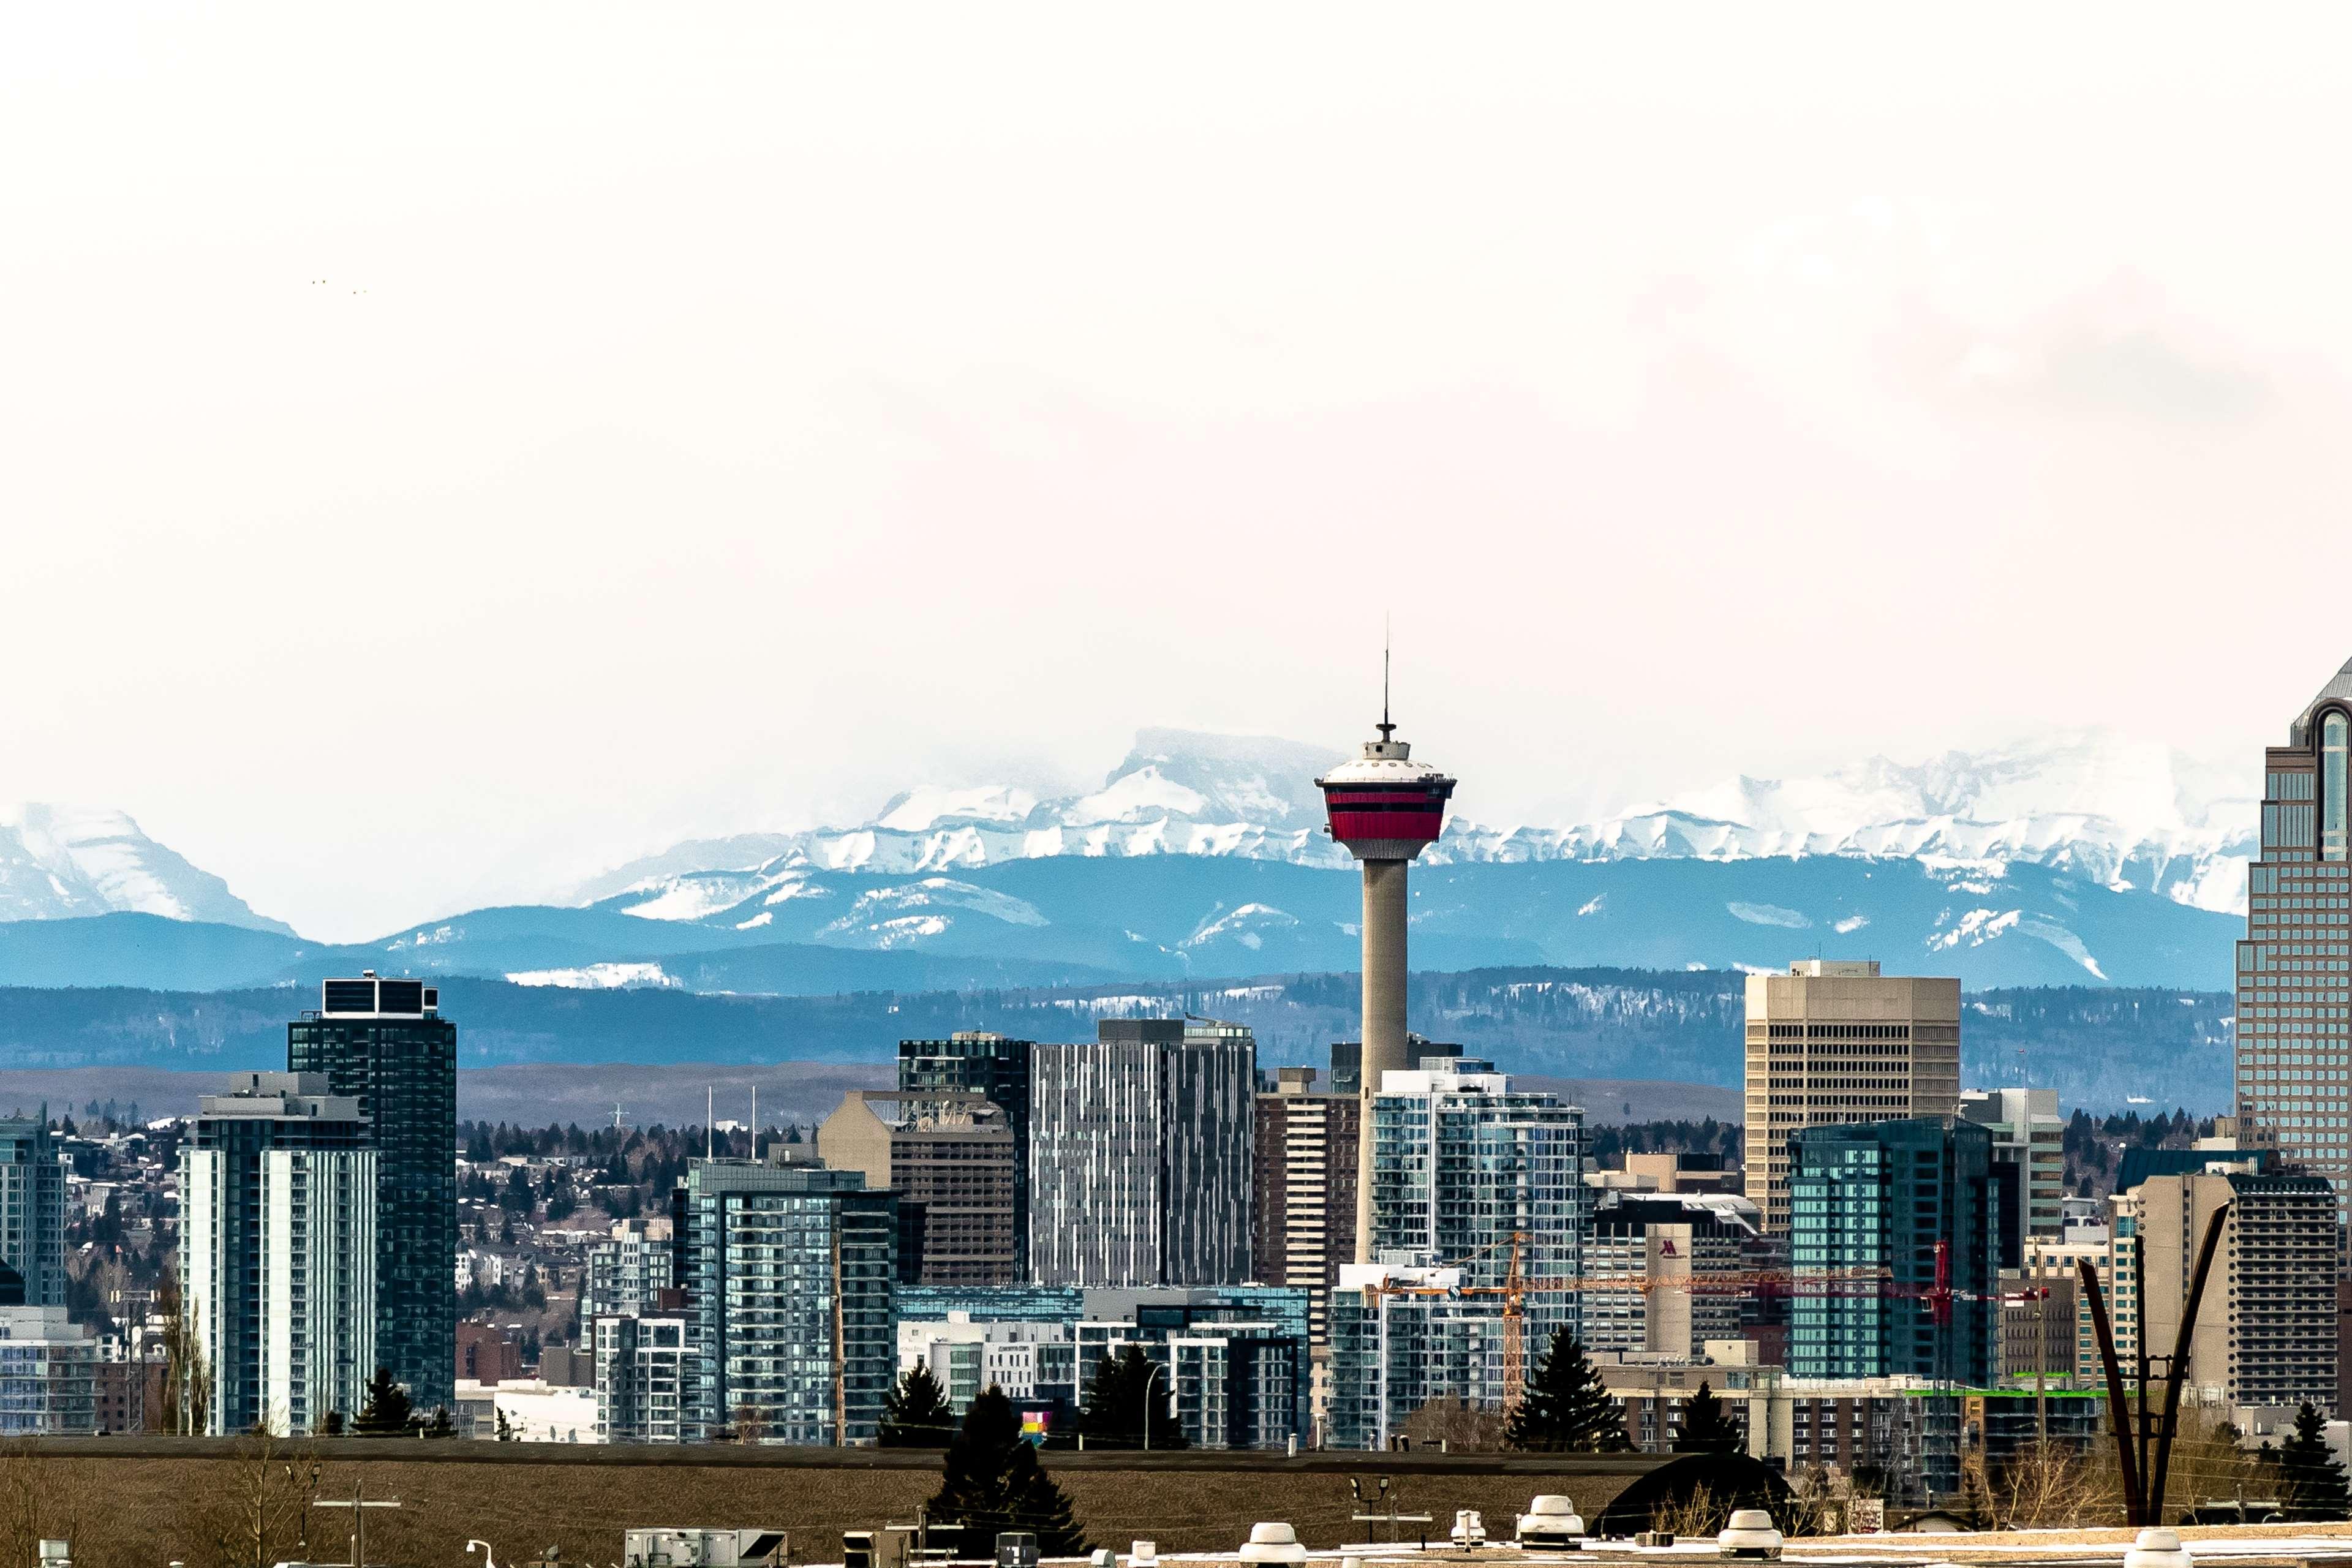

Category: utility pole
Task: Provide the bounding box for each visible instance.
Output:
[2032,1246,2047,1442]
[315,1479,401,1568]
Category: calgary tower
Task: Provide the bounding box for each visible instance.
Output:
[1316,658,1457,1263]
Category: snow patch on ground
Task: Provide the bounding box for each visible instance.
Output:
[505,962,679,989]
[1728,902,1811,929]
[1183,903,1300,950]
[2018,919,2109,981]
[1928,908,2023,950]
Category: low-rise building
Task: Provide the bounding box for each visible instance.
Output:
[458,1321,526,1384]
[0,1306,98,1435]
[897,1315,1079,1413]
[1586,1152,1740,1196]
[1583,1192,1764,1359]
[594,1310,690,1444]
[894,1284,1310,1449]
[1327,1264,1510,1451]
[457,1377,598,1442]
[1592,1345,2103,1505]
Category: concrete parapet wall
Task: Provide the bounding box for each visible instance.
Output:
[2,1440,1662,1568]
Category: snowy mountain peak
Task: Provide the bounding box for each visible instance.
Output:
[874,785,1039,833]
[571,725,2258,921]
[0,803,293,933]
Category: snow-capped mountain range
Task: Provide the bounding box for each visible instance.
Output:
[576,726,2256,921]
[0,728,2256,1004]
[0,805,292,933]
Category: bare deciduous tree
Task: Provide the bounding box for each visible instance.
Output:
[157,1265,212,1436]
[175,1428,322,1568]
[1651,1480,1725,1539]
[1994,1440,2122,1529]
[0,1441,80,1568]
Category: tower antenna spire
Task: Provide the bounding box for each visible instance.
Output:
[1378,616,1395,741]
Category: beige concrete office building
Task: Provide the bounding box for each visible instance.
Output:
[1743,959,1962,1234]
[816,1090,1017,1286]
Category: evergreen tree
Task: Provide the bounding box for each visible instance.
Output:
[1079,1346,1186,1449]
[927,1386,1087,1556]
[2280,1401,2351,1520]
[352,1368,414,1436]
[881,1363,958,1447]
[1504,1329,1630,1453]
[1672,1381,1741,1454]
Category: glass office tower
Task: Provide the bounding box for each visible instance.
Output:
[287,973,457,1412]
[2237,655,2352,1222]
[1028,1019,1256,1287]
[1787,1116,1998,1383]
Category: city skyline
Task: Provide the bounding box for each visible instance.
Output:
[12,10,2352,940]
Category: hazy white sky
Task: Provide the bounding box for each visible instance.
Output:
[7,6,2352,940]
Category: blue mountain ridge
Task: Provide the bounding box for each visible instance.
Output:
[0,854,2240,995]
[0,970,2233,1110]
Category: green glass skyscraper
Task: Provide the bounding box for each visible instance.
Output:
[1787,1116,1999,1384]
[288,973,457,1412]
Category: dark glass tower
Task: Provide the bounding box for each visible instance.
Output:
[1787,1116,1999,1383]
[288,973,457,1412]
[2237,655,2352,1218]
[897,1032,1033,1268]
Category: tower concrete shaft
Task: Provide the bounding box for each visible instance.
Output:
[1354,856,1411,1262]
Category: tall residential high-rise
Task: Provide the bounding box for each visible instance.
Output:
[581,1218,674,1321]
[287,974,457,1412]
[1786,1117,1999,1384]
[1316,703,1457,1264]
[2235,655,2352,1208]
[675,1160,896,1443]
[1961,1088,2066,1246]
[0,1308,99,1435]
[1365,1057,1588,1342]
[1330,1057,1588,1446]
[0,1115,64,1308]
[1250,1066,1359,1343]
[1744,960,1962,1234]
[2125,1164,2338,1411]
[818,1091,1017,1285]
[181,1074,377,1435]
[1028,1019,1256,1287]
[898,1032,1034,1269]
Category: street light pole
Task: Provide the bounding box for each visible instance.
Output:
[1144,1362,1166,1453]
[316,1479,401,1568]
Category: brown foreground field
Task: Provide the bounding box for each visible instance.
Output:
[3,1439,1660,1568]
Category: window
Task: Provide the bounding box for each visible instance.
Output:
[2327,713,2350,863]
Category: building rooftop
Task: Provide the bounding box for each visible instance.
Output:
[2289,653,2352,743]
